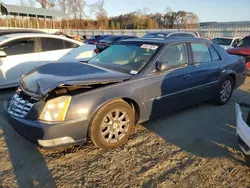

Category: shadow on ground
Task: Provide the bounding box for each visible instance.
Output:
[0,88,56,188]
[144,88,250,164]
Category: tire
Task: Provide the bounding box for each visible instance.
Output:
[213,77,234,105]
[244,155,250,167]
[88,99,135,150]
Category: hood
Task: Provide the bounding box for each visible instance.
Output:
[227,47,250,56]
[20,62,132,98]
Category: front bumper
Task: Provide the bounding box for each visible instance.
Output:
[235,103,250,155]
[3,101,89,148]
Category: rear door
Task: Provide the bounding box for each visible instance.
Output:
[187,42,224,101]
[0,37,39,87]
[37,37,79,65]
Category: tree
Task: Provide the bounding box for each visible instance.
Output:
[110,21,115,29]
[92,0,108,29]
[116,21,121,30]
[145,18,153,29]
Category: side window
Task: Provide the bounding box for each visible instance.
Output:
[41,37,64,52]
[208,44,221,61]
[191,43,212,63]
[158,43,188,68]
[64,40,79,49]
[1,38,35,56]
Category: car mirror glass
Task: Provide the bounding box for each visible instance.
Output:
[156,61,170,72]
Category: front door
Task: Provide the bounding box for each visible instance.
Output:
[143,42,196,120]
[0,38,39,88]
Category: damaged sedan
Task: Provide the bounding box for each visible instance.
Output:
[4,38,247,150]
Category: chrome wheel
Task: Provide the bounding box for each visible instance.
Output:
[220,80,232,102]
[101,109,130,143]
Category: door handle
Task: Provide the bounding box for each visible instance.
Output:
[183,74,192,79]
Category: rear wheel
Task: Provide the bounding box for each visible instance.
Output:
[213,77,233,105]
[88,99,135,150]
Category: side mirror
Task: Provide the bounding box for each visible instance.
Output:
[0,51,6,58]
[156,61,170,72]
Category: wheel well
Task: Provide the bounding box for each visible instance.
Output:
[122,98,140,124]
[228,73,236,87]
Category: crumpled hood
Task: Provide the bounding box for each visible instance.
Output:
[227,47,250,56]
[20,62,132,97]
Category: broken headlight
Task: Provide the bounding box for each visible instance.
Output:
[39,96,71,122]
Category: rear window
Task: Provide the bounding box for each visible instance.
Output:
[212,38,232,46]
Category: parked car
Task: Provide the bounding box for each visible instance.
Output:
[84,35,112,45]
[4,38,247,150]
[235,102,250,165]
[142,31,197,39]
[0,33,96,89]
[212,37,242,50]
[227,35,250,75]
[96,35,138,52]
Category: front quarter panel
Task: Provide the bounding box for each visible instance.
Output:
[65,78,146,122]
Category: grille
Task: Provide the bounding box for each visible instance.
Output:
[8,93,36,118]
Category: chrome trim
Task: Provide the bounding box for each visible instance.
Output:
[8,93,36,118]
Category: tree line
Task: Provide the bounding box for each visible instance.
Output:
[14,0,200,29]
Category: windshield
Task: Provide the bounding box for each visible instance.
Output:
[142,33,168,39]
[212,38,232,46]
[237,36,250,47]
[89,43,158,74]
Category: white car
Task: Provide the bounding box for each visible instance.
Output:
[0,33,97,89]
[212,37,242,50]
[235,103,250,163]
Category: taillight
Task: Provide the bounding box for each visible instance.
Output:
[246,62,250,68]
[94,48,99,54]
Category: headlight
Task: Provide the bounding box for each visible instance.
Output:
[39,96,71,122]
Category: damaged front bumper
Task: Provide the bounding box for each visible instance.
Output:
[235,103,250,155]
[3,100,89,148]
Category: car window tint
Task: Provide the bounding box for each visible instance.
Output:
[41,37,64,51]
[64,40,79,49]
[170,33,195,38]
[158,43,188,68]
[208,44,221,61]
[1,38,35,56]
[191,43,212,63]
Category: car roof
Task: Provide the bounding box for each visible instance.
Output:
[0,33,82,44]
[123,37,210,44]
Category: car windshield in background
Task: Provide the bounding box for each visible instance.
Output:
[101,35,117,42]
[89,43,158,74]
[143,33,167,38]
[212,38,232,46]
[237,36,250,47]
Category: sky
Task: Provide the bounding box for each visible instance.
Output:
[4,0,250,22]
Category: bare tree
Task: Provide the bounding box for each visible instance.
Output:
[92,0,108,29]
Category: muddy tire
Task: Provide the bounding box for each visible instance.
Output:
[88,99,135,150]
[213,77,233,105]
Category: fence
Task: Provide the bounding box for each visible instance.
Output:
[1,27,250,38]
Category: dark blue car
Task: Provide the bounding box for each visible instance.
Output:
[4,38,247,150]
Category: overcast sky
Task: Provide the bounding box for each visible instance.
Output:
[4,0,250,22]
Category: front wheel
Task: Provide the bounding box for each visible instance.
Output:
[213,77,233,105]
[88,99,135,150]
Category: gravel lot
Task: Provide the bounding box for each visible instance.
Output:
[0,77,250,188]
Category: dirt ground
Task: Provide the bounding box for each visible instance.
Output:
[0,78,250,188]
